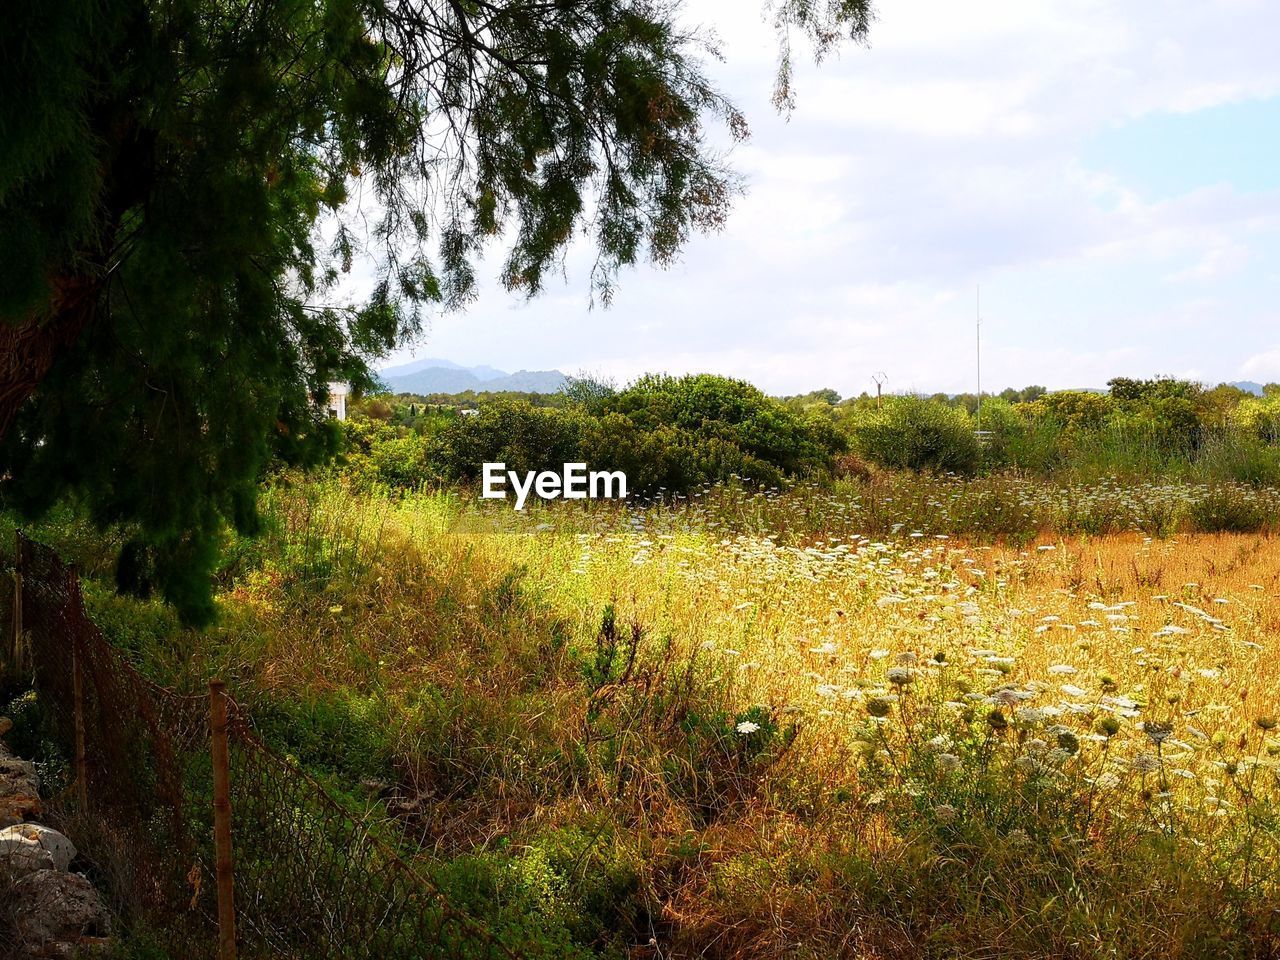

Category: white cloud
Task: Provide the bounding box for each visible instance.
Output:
[378,0,1280,394]
[1241,349,1280,382]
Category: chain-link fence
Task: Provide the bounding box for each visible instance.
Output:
[9,532,524,960]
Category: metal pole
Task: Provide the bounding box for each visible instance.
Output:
[976,286,982,436]
[210,680,237,960]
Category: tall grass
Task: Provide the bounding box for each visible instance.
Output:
[12,475,1280,958]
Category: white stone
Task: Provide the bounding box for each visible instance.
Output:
[0,829,56,879]
[0,823,77,872]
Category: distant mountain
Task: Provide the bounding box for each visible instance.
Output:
[493,370,570,392]
[379,359,567,395]
[378,356,467,378]
[1226,380,1265,396]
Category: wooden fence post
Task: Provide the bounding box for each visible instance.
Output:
[72,636,87,810]
[210,680,237,960]
[11,531,22,673]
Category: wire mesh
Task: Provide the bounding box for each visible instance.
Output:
[13,532,523,959]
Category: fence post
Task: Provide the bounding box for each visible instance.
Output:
[11,531,22,673]
[72,635,88,810]
[210,680,237,960]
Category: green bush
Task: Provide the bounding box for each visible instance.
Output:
[431,402,586,480]
[852,397,980,475]
[1186,487,1271,533]
[387,375,843,496]
[1193,432,1280,486]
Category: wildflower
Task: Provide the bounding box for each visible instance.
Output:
[1256,716,1278,732]
[933,804,958,824]
[1130,753,1161,774]
[735,721,761,735]
[1095,716,1122,738]
[1015,707,1047,726]
[865,697,892,718]
[994,687,1031,707]
[1142,720,1174,745]
[1056,730,1080,754]
[1047,664,1077,675]
[1060,684,1089,698]
[894,651,919,667]
[886,666,914,686]
[936,753,962,773]
[1014,755,1041,775]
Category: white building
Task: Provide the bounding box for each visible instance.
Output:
[326,382,349,420]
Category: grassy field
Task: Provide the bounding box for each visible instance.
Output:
[18,475,1280,958]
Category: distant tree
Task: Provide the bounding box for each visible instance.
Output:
[1029,391,1113,433]
[1107,377,1202,404]
[1,0,875,622]
[1234,394,1280,443]
[1107,377,1204,450]
[1200,385,1249,429]
[562,374,619,414]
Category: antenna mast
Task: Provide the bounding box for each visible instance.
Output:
[872,371,888,410]
[976,286,982,435]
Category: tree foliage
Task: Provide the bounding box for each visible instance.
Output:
[0,0,875,622]
[366,374,846,493]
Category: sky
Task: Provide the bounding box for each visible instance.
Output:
[371,0,1280,397]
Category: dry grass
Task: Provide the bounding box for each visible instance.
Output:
[63,482,1280,958]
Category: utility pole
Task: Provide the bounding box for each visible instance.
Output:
[975,286,982,435]
[872,372,887,410]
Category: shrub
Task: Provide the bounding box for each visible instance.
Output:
[852,397,980,475]
[421,375,843,495]
[430,402,585,480]
[1233,394,1280,443]
[601,373,844,481]
[1187,486,1271,533]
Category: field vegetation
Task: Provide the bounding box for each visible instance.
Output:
[361,375,1280,500]
[5,374,1280,958]
[11,481,1280,957]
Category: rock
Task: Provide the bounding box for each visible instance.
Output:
[0,828,56,879]
[0,824,77,872]
[0,756,42,828]
[9,869,111,957]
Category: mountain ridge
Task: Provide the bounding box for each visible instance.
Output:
[378,359,567,395]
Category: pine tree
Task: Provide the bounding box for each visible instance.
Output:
[0,0,872,622]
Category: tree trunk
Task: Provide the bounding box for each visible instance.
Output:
[0,278,98,442]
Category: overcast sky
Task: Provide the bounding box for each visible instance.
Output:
[375,0,1280,396]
